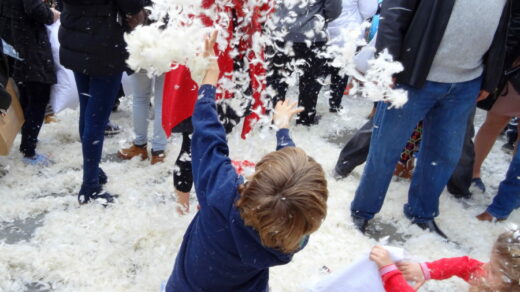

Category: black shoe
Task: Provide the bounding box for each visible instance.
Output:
[413,220,448,239]
[333,167,347,180]
[329,105,344,113]
[352,216,369,233]
[78,185,116,206]
[104,121,121,136]
[99,168,108,185]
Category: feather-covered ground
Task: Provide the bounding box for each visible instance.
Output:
[0,91,518,292]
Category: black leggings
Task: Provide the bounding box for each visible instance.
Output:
[174,132,193,193]
[18,81,51,157]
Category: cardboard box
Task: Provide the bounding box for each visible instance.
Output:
[0,79,24,156]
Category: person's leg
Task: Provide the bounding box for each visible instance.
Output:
[351,82,440,220]
[151,74,167,152]
[485,146,520,219]
[131,71,153,147]
[19,82,51,158]
[81,73,122,189]
[73,72,91,141]
[446,109,476,198]
[404,77,482,222]
[334,118,373,177]
[266,42,291,107]
[174,133,193,214]
[329,65,349,112]
[472,111,511,178]
[296,42,327,125]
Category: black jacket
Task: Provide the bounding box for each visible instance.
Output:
[376,0,511,92]
[59,0,143,76]
[0,42,11,113]
[3,0,56,85]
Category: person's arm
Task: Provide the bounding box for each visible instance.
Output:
[358,0,379,20]
[191,32,238,206]
[426,257,485,282]
[272,100,302,150]
[380,266,417,292]
[371,246,425,292]
[323,0,342,22]
[22,0,57,25]
[375,0,420,60]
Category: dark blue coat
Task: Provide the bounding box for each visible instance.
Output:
[166,85,299,292]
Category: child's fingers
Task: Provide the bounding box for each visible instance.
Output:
[291,107,304,114]
[288,100,298,109]
[209,30,218,45]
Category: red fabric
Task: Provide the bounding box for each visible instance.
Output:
[381,257,486,292]
[382,270,415,292]
[161,0,273,139]
[426,257,485,282]
[231,160,256,175]
[162,66,198,137]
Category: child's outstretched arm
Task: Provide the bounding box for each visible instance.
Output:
[273,100,303,150]
[370,246,422,292]
[191,31,237,207]
[398,257,485,284]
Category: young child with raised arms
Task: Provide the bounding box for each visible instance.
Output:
[165,32,329,291]
[370,229,520,292]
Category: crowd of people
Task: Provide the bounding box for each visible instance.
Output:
[0,0,519,291]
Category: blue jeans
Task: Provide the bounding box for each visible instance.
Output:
[487,147,520,219]
[352,77,482,223]
[74,72,122,188]
[130,72,167,151]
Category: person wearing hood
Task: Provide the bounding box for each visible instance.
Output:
[165,32,329,292]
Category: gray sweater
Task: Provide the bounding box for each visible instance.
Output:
[271,0,342,43]
[427,0,507,83]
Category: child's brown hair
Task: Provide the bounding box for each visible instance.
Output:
[474,229,520,292]
[236,147,328,253]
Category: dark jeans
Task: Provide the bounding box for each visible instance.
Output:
[267,41,327,125]
[487,144,520,218]
[74,72,122,188]
[352,77,482,222]
[18,81,51,157]
[447,108,476,198]
[327,64,349,110]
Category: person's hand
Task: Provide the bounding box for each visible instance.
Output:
[369,246,394,269]
[396,262,426,290]
[476,90,490,102]
[273,100,303,129]
[201,31,219,86]
[50,8,60,23]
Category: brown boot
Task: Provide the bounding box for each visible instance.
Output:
[118,144,148,160]
[476,211,506,222]
[151,150,166,165]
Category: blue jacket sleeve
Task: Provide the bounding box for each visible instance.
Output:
[191,85,238,207]
[276,129,295,151]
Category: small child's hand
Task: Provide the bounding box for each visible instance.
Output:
[201,31,219,86]
[273,100,303,129]
[396,262,425,284]
[369,245,394,268]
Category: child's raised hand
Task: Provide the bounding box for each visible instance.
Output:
[369,245,394,268]
[273,100,304,129]
[396,262,426,290]
[201,30,219,86]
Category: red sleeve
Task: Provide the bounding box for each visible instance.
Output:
[382,269,416,292]
[426,257,485,282]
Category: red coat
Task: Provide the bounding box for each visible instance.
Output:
[381,257,485,292]
[162,0,272,139]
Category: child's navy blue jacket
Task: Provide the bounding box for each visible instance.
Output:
[165,85,300,292]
